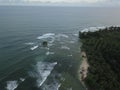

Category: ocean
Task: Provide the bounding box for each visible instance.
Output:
[0,6,120,90]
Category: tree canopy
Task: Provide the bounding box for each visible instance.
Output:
[79,26,120,90]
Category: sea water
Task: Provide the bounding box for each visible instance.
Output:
[0,6,120,90]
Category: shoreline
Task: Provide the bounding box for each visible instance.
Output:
[79,26,120,89]
[79,51,89,89]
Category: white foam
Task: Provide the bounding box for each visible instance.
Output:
[20,78,25,82]
[67,55,73,57]
[61,46,70,50]
[37,33,56,45]
[30,45,38,50]
[6,81,18,90]
[57,84,61,90]
[46,51,55,55]
[73,34,78,36]
[61,77,65,81]
[48,43,54,47]
[29,62,57,87]
[81,26,105,33]
[57,34,69,38]
[37,33,55,40]
[60,42,64,44]
[69,41,75,43]
[42,82,61,90]
[49,37,55,43]
[47,47,50,50]
[25,42,34,45]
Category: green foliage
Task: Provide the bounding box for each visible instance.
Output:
[80,26,120,90]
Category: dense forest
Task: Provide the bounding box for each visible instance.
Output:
[79,26,120,90]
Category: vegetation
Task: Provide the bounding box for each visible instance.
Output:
[79,26,120,90]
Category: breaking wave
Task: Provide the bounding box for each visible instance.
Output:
[61,46,70,50]
[37,33,55,45]
[55,34,69,42]
[73,34,78,36]
[69,41,75,43]
[46,51,55,55]
[25,42,34,45]
[25,33,71,50]
[81,26,105,33]
[67,54,73,57]
[30,45,38,50]
[37,33,55,40]
[20,78,25,82]
[6,81,18,90]
[56,34,69,38]
[57,84,61,90]
[42,82,61,90]
[29,62,57,87]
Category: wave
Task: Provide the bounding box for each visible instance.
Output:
[6,81,18,90]
[55,34,69,42]
[37,33,56,46]
[30,45,38,50]
[25,33,70,50]
[42,82,61,90]
[46,51,55,56]
[56,34,69,38]
[20,78,25,82]
[37,33,55,40]
[25,42,34,45]
[57,84,61,90]
[48,37,55,44]
[29,62,57,87]
[73,34,78,36]
[67,55,73,57]
[69,41,75,43]
[81,26,105,33]
[61,46,70,50]
[48,43,54,47]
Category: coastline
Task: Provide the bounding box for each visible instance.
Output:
[79,26,120,90]
[79,51,89,89]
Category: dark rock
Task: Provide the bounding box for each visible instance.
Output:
[42,41,48,47]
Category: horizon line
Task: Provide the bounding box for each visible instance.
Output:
[0,4,120,7]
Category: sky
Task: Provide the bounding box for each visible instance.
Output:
[0,0,120,6]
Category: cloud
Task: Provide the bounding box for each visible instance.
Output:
[0,0,120,6]
[23,0,105,3]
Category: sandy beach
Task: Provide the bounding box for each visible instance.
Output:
[79,51,89,86]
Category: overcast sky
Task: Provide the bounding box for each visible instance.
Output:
[0,0,120,6]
